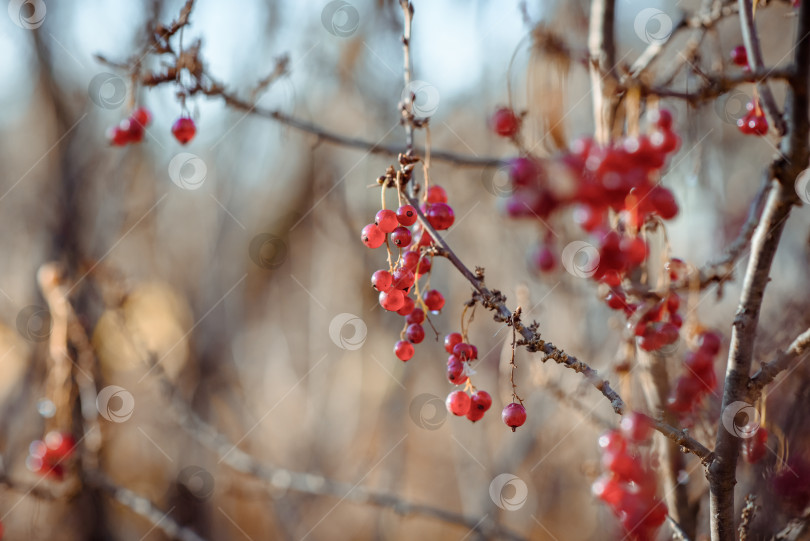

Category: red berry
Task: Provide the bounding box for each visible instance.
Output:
[471,390,492,411]
[406,308,425,325]
[107,126,131,146]
[426,185,448,203]
[452,342,473,361]
[648,185,679,220]
[414,255,432,276]
[598,429,627,454]
[406,323,425,344]
[392,267,415,290]
[492,107,521,137]
[742,427,768,463]
[650,129,680,154]
[620,412,654,443]
[426,203,455,230]
[379,289,405,311]
[171,116,196,144]
[468,344,478,360]
[397,296,415,316]
[131,106,152,127]
[361,224,385,249]
[684,350,714,373]
[401,251,420,270]
[592,474,624,508]
[508,157,540,187]
[620,236,647,266]
[648,108,673,130]
[394,340,414,361]
[698,331,722,356]
[502,402,527,431]
[730,45,748,67]
[666,293,680,313]
[466,407,485,422]
[396,205,417,226]
[605,289,626,310]
[45,431,75,459]
[444,332,463,353]
[446,390,471,416]
[390,226,412,248]
[375,209,399,233]
[371,270,392,291]
[447,357,467,384]
[423,289,445,312]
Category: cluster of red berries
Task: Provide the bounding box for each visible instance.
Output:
[107,107,152,146]
[494,108,680,273]
[25,431,75,480]
[592,413,667,541]
[667,330,721,416]
[107,108,197,146]
[446,388,492,422]
[729,45,769,136]
[362,185,455,362]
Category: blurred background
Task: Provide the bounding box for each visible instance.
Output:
[0,0,808,539]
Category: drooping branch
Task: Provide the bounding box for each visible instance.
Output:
[405,194,714,463]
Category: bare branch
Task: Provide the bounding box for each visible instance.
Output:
[747,328,810,401]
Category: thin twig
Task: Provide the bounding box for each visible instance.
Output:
[738,494,757,541]
[747,328,810,401]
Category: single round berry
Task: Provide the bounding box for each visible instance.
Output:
[648,108,673,130]
[371,270,393,291]
[361,224,385,249]
[446,390,471,416]
[426,185,448,204]
[44,431,75,459]
[375,209,399,233]
[447,357,466,384]
[698,331,722,356]
[406,323,425,344]
[171,116,196,145]
[423,289,445,312]
[742,427,768,463]
[401,250,420,270]
[730,45,748,67]
[406,308,425,325]
[502,402,527,431]
[648,186,679,220]
[379,289,405,311]
[390,226,412,248]
[444,332,462,353]
[466,407,485,422]
[468,344,478,360]
[394,340,415,361]
[605,289,626,310]
[452,342,473,361]
[492,107,521,138]
[534,245,556,272]
[397,295,415,316]
[471,390,492,411]
[620,236,647,266]
[598,429,627,454]
[392,267,415,290]
[426,203,455,230]
[396,205,418,226]
[415,255,432,276]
